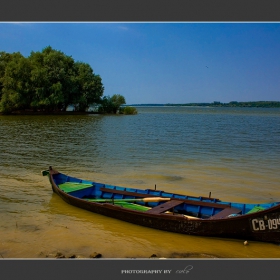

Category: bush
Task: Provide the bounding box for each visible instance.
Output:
[123,106,138,115]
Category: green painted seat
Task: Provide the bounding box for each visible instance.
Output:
[58,182,93,193]
[246,206,265,214]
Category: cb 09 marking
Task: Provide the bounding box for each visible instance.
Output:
[251,217,280,231]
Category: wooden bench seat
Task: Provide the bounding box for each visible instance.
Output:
[100,187,230,209]
[209,207,242,219]
[145,200,185,214]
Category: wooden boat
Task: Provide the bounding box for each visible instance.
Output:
[42,167,280,243]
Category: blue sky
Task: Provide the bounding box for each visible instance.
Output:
[1,23,280,104]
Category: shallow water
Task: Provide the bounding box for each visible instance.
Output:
[0,107,280,258]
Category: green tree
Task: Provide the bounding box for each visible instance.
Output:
[98,94,126,114]
[29,46,77,111]
[0,52,34,113]
[0,46,105,114]
[72,62,104,111]
[0,51,14,99]
[111,94,126,113]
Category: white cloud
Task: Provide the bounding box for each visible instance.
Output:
[118,25,129,31]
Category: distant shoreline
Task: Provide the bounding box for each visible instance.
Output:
[129,101,280,108]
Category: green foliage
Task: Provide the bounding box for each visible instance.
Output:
[1,52,33,111]
[111,94,126,111]
[123,106,138,115]
[98,94,126,114]
[0,52,13,98]
[0,46,104,113]
[73,62,104,111]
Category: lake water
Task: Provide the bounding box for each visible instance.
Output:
[0,106,280,258]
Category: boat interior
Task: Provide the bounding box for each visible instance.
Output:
[53,173,279,220]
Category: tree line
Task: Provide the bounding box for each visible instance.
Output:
[0,46,136,114]
[164,101,280,108]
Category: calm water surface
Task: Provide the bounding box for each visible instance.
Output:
[0,106,280,258]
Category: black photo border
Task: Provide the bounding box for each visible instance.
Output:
[1,0,280,21]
